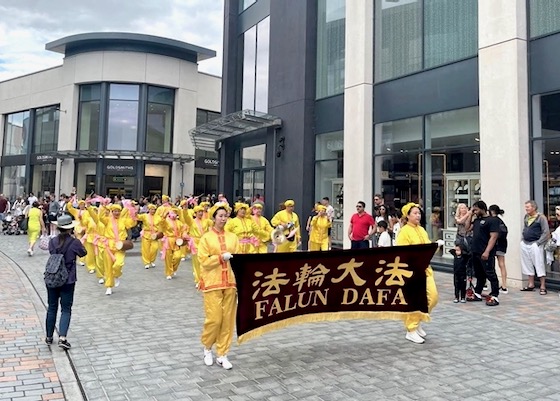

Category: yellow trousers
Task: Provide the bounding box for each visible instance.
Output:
[84,242,97,274]
[275,239,298,253]
[404,267,438,331]
[309,239,328,251]
[95,245,105,279]
[141,237,159,266]
[103,248,125,288]
[201,288,237,357]
[164,247,182,277]
[192,255,201,284]
[256,243,269,254]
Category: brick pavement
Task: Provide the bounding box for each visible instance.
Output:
[1,235,560,401]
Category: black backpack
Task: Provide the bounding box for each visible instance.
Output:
[44,239,73,288]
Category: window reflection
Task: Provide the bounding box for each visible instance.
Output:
[316,0,345,99]
[242,144,266,168]
[242,17,270,112]
[34,106,59,153]
[1,165,26,200]
[3,111,30,156]
[78,84,101,151]
[107,84,139,151]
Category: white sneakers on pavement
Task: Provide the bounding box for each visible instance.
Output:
[105,288,112,295]
[216,355,233,370]
[98,278,104,284]
[203,349,213,366]
[417,325,426,338]
[115,279,120,287]
[144,264,150,269]
[405,330,425,344]
[88,269,95,274]
[166,276,172,280]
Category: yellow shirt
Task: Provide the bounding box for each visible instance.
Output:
[395,223,431,246]
[198,228,240,292]
[271,210,301,241]
[137,213,162,239]
[252,215,273,243]
[99,208,137,250]
[310,215,331,243]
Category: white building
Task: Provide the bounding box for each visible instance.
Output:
[0,32,221,200]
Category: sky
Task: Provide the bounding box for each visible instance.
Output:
[0,0,224,82]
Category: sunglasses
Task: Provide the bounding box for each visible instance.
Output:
[356,205,363,208]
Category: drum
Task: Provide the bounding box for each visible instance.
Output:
[176,238,185,247]
[116,240,134,251]
[151,232,164,240]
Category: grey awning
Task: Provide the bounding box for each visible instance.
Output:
[49,150,194,163]
[190,110,282,151]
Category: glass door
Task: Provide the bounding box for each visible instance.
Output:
[241,169,265,204]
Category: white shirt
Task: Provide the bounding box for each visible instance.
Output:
[326,204,335,221]
[377,231,392,247]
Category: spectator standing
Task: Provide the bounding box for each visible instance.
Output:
[376,220,392,247]
[489,204,509,294]
[348,201,375,249]
[520,200,549,294]
[0,194,9,222]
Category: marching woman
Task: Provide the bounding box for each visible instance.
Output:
[26,201,46,256]
[67,199,92,272]
[309,204,331,251]
[251,204,273,253]
[271,199,301,253]
[86,201,106,284]
[99,203,137,295]
[189,205,211,286]
[136,204,162,269]
[159,208,188,280]
[198,203,240,370]
[225,203,262,254]
[396,202,439,344]
[179,199,194,261]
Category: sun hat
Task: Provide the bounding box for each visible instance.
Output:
[53,214,78,230]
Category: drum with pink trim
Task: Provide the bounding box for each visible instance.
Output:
[116,240,134,251]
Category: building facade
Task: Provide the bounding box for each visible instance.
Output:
[0,32,221,200]
[212,0,560,287]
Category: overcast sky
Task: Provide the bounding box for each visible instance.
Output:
[0,0,224,82]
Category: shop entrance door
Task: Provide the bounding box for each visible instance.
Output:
[241,169,265,204]
[104,176,135,199]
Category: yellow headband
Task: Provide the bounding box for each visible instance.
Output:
[147,204,157,210]
[234,202,249,213]
[401,202,420,216]
[252,203,263,210]
[315,204,326,212]
[209,202,231,219]
[193,205,204,213]
[162,195,170,202]
[109,204,122,211]
[284,199,295,207]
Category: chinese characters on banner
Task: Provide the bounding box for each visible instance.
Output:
[230,243,438,344]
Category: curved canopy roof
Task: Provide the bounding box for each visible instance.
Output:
[46,32,215,63]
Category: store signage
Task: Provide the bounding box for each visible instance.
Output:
[195,157,219,169]
[104,160,136,175]
[32,154,56,164]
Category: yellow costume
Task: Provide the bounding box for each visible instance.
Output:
[99,204,137,289]
[159,210,187,279]
[26,207,43,244]
[309,211,331,251]
[189,206,211,285]
[136,205,162,268]
[225,203,262,254]
[198,226,240,358]
[270,200,301,253]
[179,200,195,260]
[395,212,438,333]
[86,205,105,281]
[251,206,273,253]
[67,200,90,270]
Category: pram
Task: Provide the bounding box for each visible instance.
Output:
[2,215,22,235]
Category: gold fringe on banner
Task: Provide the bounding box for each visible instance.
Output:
[237,310,430,344]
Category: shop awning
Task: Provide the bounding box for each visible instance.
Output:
[48,150,195,163]
[189,110,282,152]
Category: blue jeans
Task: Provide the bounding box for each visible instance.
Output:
[351,240,369,249]
[46,283,75,337]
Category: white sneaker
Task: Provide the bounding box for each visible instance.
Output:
[88,269,95,274]
[166,276,172,280]
[216,355,233,370]
[144,264,150,269]
[115,279,120,287]
[405,330,425,344]
[173,272,177,277]
[203,348,213,366]
[98,278,105,284]
[151,263,156,268]
[181,257,186,262]
[417,325,426,338]
[105,288,112,295]
[27,249,32,256]
[80,262,86,266]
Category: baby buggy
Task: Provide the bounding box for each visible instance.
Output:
[3,215,22,235]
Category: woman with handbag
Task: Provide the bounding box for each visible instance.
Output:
[45,214,87,349]
[26,201,46,256]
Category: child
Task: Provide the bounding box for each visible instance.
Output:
[450,243,468,303]
[376,220,392,247]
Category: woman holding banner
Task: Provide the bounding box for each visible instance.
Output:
[197,203,239,370]
[396,202,439,344]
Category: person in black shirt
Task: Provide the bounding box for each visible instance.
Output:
[466,200,500,306]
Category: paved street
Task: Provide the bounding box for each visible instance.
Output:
[2,234,560,401]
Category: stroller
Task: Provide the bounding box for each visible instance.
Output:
[3,214,22,235]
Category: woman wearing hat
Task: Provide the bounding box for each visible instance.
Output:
[189,205,211,286]
[225,202,262,254]
[251,204,273,253]
[160,207,189,280]
[26,201,46,256]
[136,204,162,269]
[45,215,87,349]
[198,203,240,370]
[309,204,331,251]
[99,203,137,295]
[271,199,301,253]
[396,202,439,344]
[67,198,92,272]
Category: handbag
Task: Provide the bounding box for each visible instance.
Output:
[39,235,50,251]
[545,237,557,252]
